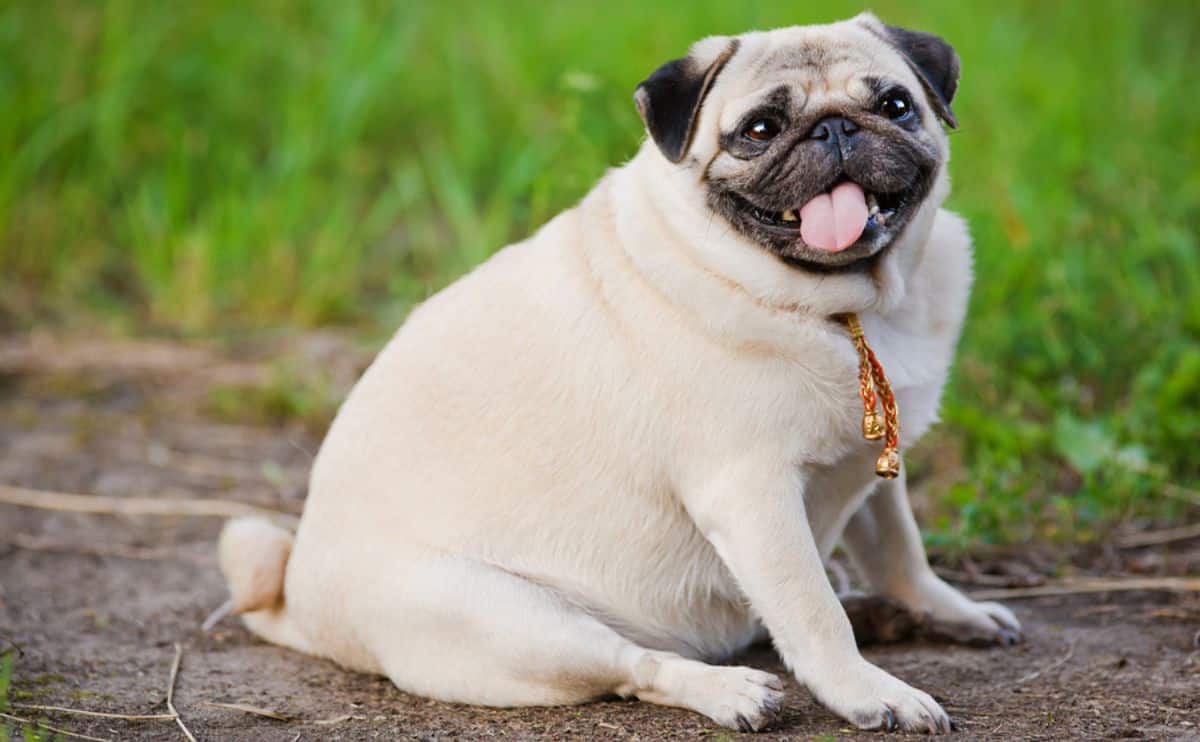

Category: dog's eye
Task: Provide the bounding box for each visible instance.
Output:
[878,92,914,121]
[742,119,780,142]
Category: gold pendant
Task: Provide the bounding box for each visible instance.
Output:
[842,314,901,479]
[861,411,885,441]
[875,448,901,479]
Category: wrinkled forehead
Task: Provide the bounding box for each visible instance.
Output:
[711,25,916,127]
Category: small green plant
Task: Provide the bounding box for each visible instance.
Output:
[0,651,11,712]
[0,652,64,742]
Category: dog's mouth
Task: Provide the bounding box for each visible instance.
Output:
[727,179,920,271]
[744,185,906,238]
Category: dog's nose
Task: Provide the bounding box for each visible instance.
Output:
[808,116,859,160]
[809,116,859,141]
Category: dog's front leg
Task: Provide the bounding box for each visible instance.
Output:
[841,469,1022,646]
[683,455,950,734]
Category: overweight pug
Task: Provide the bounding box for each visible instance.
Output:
[218,13,1020,733]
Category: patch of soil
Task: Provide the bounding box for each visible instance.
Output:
[2,333,1198,741]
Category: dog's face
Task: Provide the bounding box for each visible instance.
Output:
[635,14,960,273]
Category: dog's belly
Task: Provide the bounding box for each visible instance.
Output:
[303,442,762,663]
[502,495,764,661]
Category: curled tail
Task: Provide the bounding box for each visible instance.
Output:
[216,516,312,653]
[219,516,293,612]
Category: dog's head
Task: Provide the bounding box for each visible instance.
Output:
[634,14,959,275]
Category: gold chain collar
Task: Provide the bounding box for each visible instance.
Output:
[841,314,901,478]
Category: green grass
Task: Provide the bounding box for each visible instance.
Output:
[1,1,1197,544]
[0,652,63,742]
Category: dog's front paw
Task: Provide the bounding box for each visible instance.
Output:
[815,660,950,734]
[910,574,1023,647]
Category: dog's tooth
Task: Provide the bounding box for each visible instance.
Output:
[866,193,878,210]
[780,209,798,222]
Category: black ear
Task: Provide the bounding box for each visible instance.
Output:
[884,24,960,129]
[634,39,739,163]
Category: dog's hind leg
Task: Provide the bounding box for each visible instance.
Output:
[362,554,785,732]
[841,473,1022,646]
[239,606,314,655]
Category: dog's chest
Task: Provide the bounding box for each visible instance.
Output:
[688,312,950,469]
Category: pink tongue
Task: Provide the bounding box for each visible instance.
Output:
[798,182,869,252]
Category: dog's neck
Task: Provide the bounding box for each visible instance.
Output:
[605,144,944,335]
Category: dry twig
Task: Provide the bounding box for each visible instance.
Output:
[1116,522,1200,548]
[0,483,297,524]
[166,643,198,742]
[934,566,1043,587]
[201,598,235,632]
[1161,483,1200,508]
[201,701,291,721]
[11,534,213,564]
[0,711,114,742]
[970,576,1200,601]
[11,703,174,721]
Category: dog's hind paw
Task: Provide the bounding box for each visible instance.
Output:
[677,665,786,732]
[924,599,1023,647]
[907,574,1024,647]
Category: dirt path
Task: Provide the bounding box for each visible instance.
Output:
[2,334,1198,741]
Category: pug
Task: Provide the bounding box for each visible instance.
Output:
[218,12,1020,734]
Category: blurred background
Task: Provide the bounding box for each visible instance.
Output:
[1,0,1197,547]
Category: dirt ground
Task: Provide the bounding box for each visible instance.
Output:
[1,333,1198,741]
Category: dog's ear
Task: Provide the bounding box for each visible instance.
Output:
[634,38,739,163]
[881,23,960,129]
